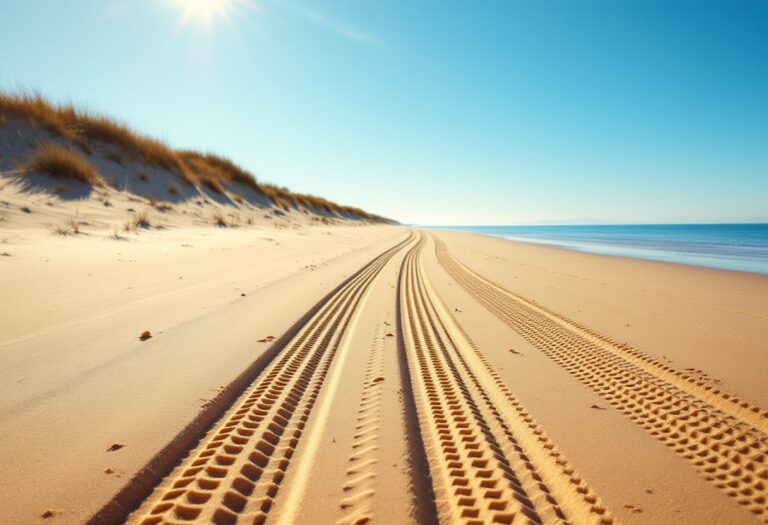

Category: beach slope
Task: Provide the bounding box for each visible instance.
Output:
[2,227,767,524]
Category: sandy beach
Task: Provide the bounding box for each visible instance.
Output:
[3,2,766,521]
[2,213,767,524]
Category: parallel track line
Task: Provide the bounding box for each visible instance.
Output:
[401,234,615,524]
[335,323,387,525]
[434,236,768,521]
[132,233,413,525]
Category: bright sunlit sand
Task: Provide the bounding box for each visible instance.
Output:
[1,2,767,524]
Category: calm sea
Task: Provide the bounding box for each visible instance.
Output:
[430,224,768,275]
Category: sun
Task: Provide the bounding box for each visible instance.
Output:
[170,0,238,28]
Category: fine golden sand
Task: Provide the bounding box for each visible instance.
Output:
[2,215,767,524]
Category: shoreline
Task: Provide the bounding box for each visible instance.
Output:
[426,224,768,275]
[429,228,768,405]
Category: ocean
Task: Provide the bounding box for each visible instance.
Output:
[430,224,768,275]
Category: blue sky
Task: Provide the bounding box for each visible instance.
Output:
[1,0,766,225]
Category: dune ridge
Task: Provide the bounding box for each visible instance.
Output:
[0,91,391,226]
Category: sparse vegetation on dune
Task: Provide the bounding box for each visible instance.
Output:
[259,184,294,211]
[78,116,186,174]
[179,150,259,193]
[203,177,226,195]
[26,143,104,186]
[53,218,81,235]
[123,208,153,232]
[0,93,195,184]
[147,197,172,212]
[0,92,78,139]
[1,91,392,223]
[211,209,228,227]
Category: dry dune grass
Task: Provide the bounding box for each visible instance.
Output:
[260,184,294,211]
[147,197,172,212]
[0,91,390,222]
[78,116,196,184]
[0,93,193,182]
[123,208,153,232]
[26,143,104,186]
[211,208,228,226]
[179,153,227,195]
[0,92,79,139]
[179,151,259,193]
[52,218,81,235]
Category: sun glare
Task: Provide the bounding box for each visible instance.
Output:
[171,0,237,27]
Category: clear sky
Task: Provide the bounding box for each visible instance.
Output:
[1,0,766,225]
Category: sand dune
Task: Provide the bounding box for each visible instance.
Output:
[2,223,767,524]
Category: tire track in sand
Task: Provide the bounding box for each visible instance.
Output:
[401,233,616,525]
[434,236,768,521]
[131,233,413,525]
[336,323,386,524]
